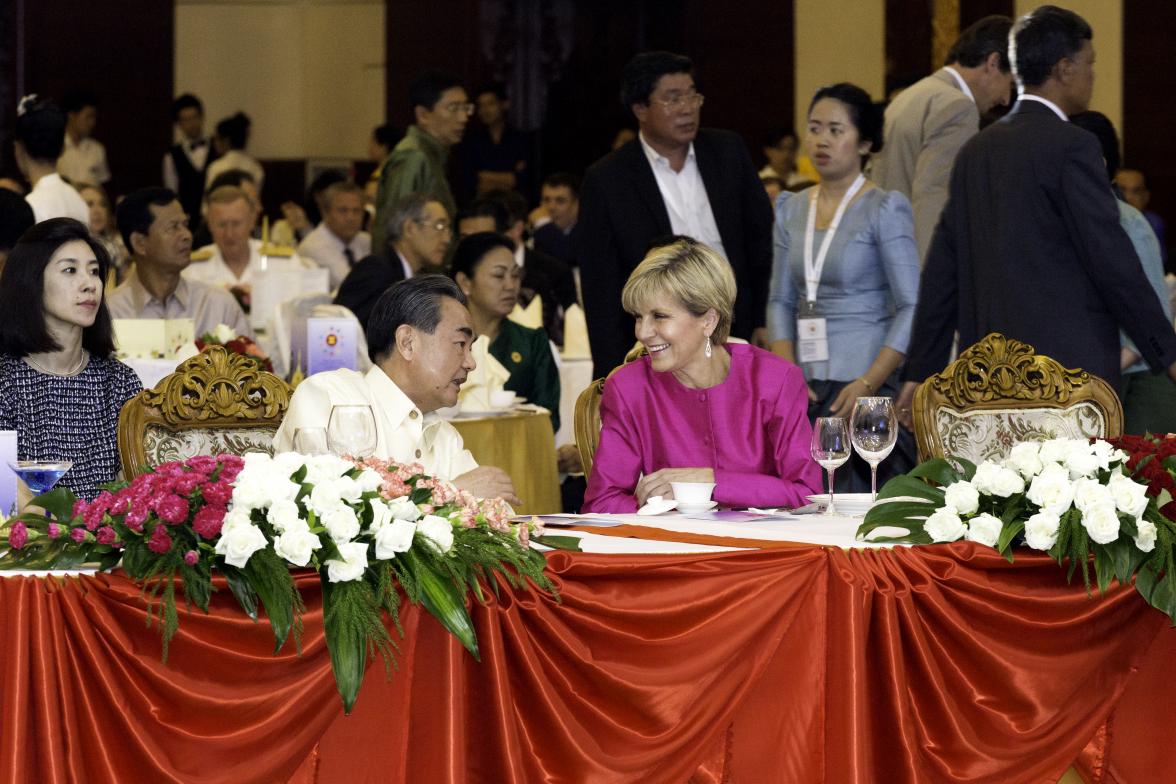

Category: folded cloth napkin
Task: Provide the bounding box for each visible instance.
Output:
[508,293,544,330]
[459,334,511,411]
[561,304,591,359]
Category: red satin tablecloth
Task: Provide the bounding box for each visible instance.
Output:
[2,544,1172,783]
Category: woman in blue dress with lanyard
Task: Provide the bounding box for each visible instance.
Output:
[767,83,920,492]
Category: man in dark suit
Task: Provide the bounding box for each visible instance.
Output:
[334,192,451,331]
[898,5,1176,418]
[576,51,774,375]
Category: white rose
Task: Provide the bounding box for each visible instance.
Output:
[965,513,1003,548]
[1005,442,1044,479]
[973,462,1024,497]
[1081,501,1121,545]
[309,482,344,515]
[274,527,322,567]
[262,478,301,507]
[1037,438,1072,465]
[266,498,302,533]
[1026,463,1075,514]
[212,323,237,343]
[214,522,269,568]
[271,451,307,479]
[325,541,369,582]
[1111,448,1130,466]
[386,495,422,522]
[356,468,383,494]
[1090,440,1116,471]
[1072,477,1114,515]
[924,508,967,543]
[231,479,269,511]
[322,505,360,543]
[1134,519,1158,553]
[1064,444,1100,479]
[333,476,362,504]
[304,454,354,485]
[417,514,455,553]
[368,499,393,533]
[943,481,980,516]
[221,505,254,531]
[374,519,417,559]
[1107,471,1150,520]
[1024,511,1061,551]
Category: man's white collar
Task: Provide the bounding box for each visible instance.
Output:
[942,66,975,105]
[1018,94,1069,122]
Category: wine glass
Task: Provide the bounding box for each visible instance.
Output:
[8,460,73,496]
[850,397,898,503]
[326,406,377,458]
[292,427,329,455]
[810,417,850,515]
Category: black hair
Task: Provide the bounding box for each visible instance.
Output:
[542,172,580,199]
[620,51,694,108]
[0,218,116,357]
[215,112,252,150]
[947,15,1014,71]
[461,197,510,232]
[809,83,884,163]
[365,274,468,362]
[372,123,400,149]
[205,168,256,195]
[61,87,98,115]
[0,190,35,251]
[1070,111,1121,181]
[1011,5,1092,89]
[475,82,508,102]
[15,98,67,161]
[116,187,180,251]
[449,232,517,283]
[408,70,464,113]
[171,93,204,120]
[762,127,798,148]
[481,188,528,226]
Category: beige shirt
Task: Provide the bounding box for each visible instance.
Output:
[106,268,253,338]
[273,366,478,479]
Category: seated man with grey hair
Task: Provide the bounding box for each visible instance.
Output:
[275,274,519,503]
[333,192,452,330]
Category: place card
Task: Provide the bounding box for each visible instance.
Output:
[113,318,195,357]
[305,317,358,375]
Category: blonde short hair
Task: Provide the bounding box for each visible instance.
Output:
[621,238,736,344]
[206,185,250,209]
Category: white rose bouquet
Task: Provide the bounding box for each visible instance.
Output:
[857,437,1176,624]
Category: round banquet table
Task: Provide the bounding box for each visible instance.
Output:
[450,408,561,514]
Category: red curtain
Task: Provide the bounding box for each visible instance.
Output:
[1,544,1170,783]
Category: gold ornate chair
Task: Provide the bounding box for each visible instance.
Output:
[118,346,292,479]
[912,333,1123,463]
[573,344,648,478]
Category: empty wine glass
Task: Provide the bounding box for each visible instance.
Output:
[810,417,850,515]
[326,405,377,458]
[850,397,898,503]
[292,427,329,456]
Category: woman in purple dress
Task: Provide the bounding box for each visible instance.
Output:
[583,238,822,513]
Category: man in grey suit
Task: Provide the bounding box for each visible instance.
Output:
[872,15,1014,263]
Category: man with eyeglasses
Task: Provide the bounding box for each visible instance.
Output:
[336,192,452,331]
[577,51,773,376]
[372,70,471,251]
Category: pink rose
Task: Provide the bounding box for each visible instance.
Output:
[96,526,116,545]
[147,525,173,554]
[201,481,234,507]
[183,550,199,566]
[192,505,226,540]
[7,522,27,550]
[47,523,62,539]
[155,494,190,525]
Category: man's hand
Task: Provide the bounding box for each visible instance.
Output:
[895,381,918,430]
[453,466,522,507]
[635,467,715,507]
[556,443,583,474]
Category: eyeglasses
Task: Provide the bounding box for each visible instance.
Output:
[653,92,705,113]
[416,218,451,233]
[438,101,475,117]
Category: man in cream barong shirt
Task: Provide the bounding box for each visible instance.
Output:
[274,275,519,505]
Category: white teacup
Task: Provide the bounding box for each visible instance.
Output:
[670,482,715,504]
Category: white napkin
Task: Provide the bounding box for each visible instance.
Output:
[561,304,590,359]
[508,294,544,330]
[458,334,511,411]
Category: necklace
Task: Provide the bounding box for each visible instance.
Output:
[24,351,89,377]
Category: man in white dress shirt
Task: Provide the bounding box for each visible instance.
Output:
[871,15,1014,263]
[56,88,111,186]
[297,181,372,289]
[275,274,519,503]
[14,97,90,225]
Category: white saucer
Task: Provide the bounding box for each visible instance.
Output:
[637,496,678,515]
[806,493,874,517]
[676,500,718,514]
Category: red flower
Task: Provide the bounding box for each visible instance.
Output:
[47,523,62,539]
[173,473,204,496]
[7,522,27,550]
[201,481,234,507]
[124,505,148,532]
[70,527,87,543]
[71,499,87,519]
[192,505,226,540]
[148,525,173,554]
[155,495,190,525]
[186,456,218,474]
[96,526,116,545]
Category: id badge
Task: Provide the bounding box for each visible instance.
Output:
[796,317,829,363]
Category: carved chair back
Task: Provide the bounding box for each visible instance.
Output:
[912,333,1123,463]
[118,346,292,478]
